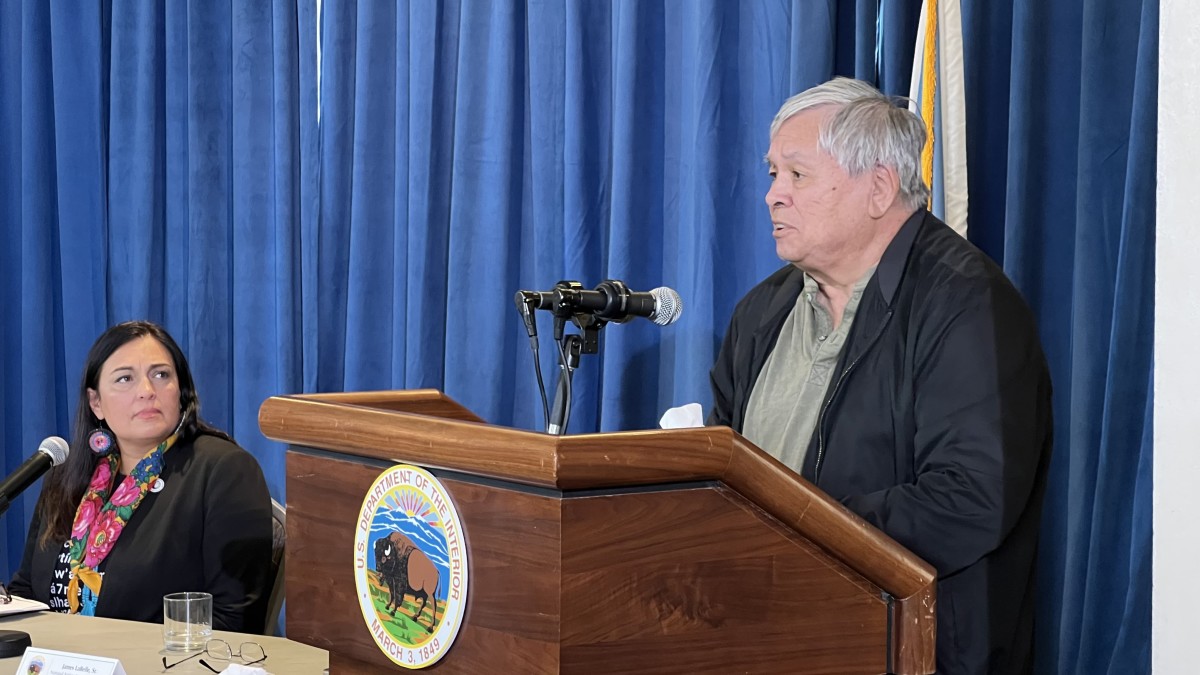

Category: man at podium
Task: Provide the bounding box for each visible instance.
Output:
[708,77,1052,675]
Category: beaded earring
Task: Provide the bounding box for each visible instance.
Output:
[88,424,115,456]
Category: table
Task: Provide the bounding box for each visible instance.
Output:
[0,611,328,674]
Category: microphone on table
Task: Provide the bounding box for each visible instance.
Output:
[0,436,69,516]
[0,435,68,655]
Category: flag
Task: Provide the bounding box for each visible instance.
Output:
[908,0,969,237]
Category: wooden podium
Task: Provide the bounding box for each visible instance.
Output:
[259,390,935,675]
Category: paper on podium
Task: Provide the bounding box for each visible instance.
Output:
[0,595,49,617]
[659,402,704,429]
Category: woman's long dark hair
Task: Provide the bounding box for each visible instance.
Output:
[36,321,233,548]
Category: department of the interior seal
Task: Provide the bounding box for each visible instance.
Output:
[354,464,468,668]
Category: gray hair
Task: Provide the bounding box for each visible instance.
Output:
[769,77,930,211]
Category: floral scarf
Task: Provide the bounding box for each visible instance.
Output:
[65,432,178,614]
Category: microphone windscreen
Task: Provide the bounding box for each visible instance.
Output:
[649,287,683,326]
[38,436,69,466]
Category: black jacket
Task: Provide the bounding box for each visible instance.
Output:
[710,210,1052,675]
[9,434,273,633]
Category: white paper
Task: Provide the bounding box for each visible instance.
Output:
[0,595,49,617]
[659,402,704,429]
[219,665,272,675]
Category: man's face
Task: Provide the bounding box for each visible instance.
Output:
[764,108,877,274]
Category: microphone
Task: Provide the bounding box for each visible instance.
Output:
[0,436,69,515]
[520,280,683,326]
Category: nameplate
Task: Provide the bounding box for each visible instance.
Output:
[14,646,126,675]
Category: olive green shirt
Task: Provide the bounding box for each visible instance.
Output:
[741,268,874,474]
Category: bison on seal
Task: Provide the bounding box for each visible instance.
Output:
[373,531,441,631]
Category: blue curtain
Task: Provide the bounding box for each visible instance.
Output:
[310,0,913,433]
[0,0,1152,670]
[0,0,899,571]
[962,0,1156,672]
[0,0,312,572]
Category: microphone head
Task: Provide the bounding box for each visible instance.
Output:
[38,436,69,466]
[649,287,683,326]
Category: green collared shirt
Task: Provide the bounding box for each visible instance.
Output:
[741,267,874,474]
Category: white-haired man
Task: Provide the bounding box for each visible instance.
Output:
[709,77,1052,675]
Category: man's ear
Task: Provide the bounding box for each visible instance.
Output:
[867,163,902,218]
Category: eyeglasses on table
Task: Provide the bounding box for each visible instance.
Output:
[162,638,267,673]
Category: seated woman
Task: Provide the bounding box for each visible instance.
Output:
[8,321,273,633]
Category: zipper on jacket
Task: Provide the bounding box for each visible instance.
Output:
[813,309,894,482]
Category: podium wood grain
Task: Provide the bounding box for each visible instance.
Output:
[265,390,936,674]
